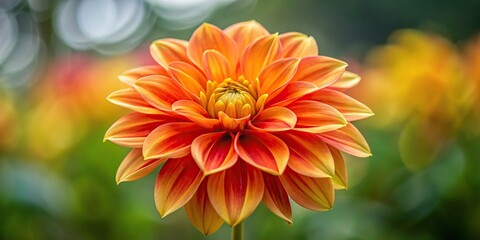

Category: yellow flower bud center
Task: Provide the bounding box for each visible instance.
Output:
[205,76,257,119]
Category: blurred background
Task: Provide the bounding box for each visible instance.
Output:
[1,0,480,239]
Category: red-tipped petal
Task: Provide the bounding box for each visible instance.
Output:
[116,149,166,184]
[259,58,300,95]
[118,66,168,87]
[328,71,360,90]
[280,167,334,211]
[279,32,318,58]
[279,131,335,178]
[203,49,234,82]
[150,39,191,69]
[104,112,177,148]
[234,130,289,175]
[267,81,318,107]
[191,132,238,175]
[291,56,347,88]
[319,123,372,158]
[169,61,207,99]
[262,173,292,223]
[240,34,283,81]
[225,20,269,50]
[155,156,204,217]
[207,162,264,226]
[187,23,238,69]
[288,100,347,133]
[329,146,348,189]
[143,122,208,160]
[306,89,373,121]
[107,88,163,115]
[172,100,219,130]
[250,107,297,132]
[134,75,190,111]
[185,182,224,236]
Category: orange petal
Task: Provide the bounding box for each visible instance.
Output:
[118,66,168,87]
[172,100,219,129]
[134,75,190,111]
[329,146,348,189]
[306,89,373,121]
[203,49,234,82]
[187,23,238,69]
[218,111,250,131]
[234,130,289,175]
[266,81,318,107]
[288,100,347,133]
[319,123,372,157]
[104,112,176,148]
[291,56,347,88]
[191,132,238,175]
[279,32,318,58]
[280,167,334,211]
[107,88,163,114]
[262,173,292,223]
[249,107,297,132]
[240,34,283,81]
[155,156,204,217]
[328,71,360,90]
[207,162,264,226]
[150,39,190,69]
[185,181,224,236]
[116,149,166,184]
[279,131,334,178]
[224,20,269,50]
[259,58,300,95]
[143,122,208,160]
[169,61,207,99]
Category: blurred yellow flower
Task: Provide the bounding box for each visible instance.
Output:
[105,21,372,235]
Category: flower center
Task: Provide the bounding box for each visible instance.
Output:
[205,76,257,119]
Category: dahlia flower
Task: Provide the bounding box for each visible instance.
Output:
[105,21,372,236]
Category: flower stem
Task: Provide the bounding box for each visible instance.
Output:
[231,222,243,240]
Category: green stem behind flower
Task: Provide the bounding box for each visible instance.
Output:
[232,222,243,240]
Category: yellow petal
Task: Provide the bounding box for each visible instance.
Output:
[329,146,348,189]
[185,182,224,235]
[328,71,360,90]
[319,123,372,157]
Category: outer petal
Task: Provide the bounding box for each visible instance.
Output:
[185,182,224,236]
[155,156,204,217]
[107,88,163,114]
[279,32,318,58]
[169,61,207,99]
[118,66,168,87]
[134,75,190,111]
[279,131,334,178]
[259,58,300,96]
[240,34,283,81]
[203,49,234,82]
[104,112,177,148]
[187,23,238,69]
[150,39,191,69]
[116,149,166,184]
[224,20,269,50]
[288,100,347,133]
[319,123,372,157]
[291,56,347,88]
[328,71,361,90]
[305,89,374,121]
[191,132,238,175]
[262,173,292,223]
[249,107,297,132]
[207,162,264,226]
[329,146,348,189]
[234,130,289,175]
[143,122,208,160]
[172,100,219,130]
[266,81,318,107]
[280,167,334,211]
